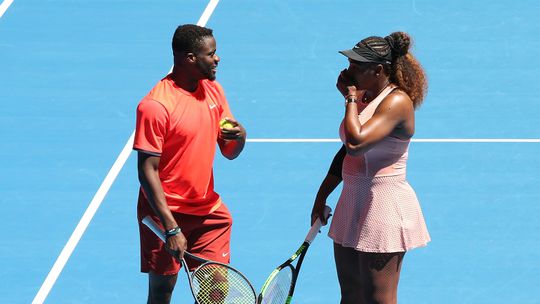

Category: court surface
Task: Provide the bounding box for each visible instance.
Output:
[1,0,540,303]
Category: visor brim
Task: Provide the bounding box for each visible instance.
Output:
[338,49,371,62]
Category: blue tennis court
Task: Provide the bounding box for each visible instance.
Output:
[1,0,539,303]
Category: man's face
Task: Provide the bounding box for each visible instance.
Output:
[194,36,219,81]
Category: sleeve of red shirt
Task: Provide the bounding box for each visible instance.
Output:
[133,97,168,156]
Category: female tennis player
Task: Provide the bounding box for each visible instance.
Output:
[311,31,430,304]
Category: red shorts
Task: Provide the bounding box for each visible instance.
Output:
[137,192,233,275]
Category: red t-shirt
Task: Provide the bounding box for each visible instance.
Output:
[134,75,233,215]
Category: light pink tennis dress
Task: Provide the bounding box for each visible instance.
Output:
[328,85,430,253]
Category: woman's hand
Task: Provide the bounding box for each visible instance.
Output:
[336,69,357,98]
[311,199,329,226]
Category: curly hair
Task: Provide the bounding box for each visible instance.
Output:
[362,32,428,108]
[172,24,213,55]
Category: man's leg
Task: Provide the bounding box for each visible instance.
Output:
[148,272,178,304]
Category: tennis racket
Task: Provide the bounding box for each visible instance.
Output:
[142,215,257,304]
[257,206,332,304]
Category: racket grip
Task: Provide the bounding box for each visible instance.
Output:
[305,205,332,244]
[142,216,210,263]
[142,216,166,242]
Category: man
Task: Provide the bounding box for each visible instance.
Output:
[133,24,246,304]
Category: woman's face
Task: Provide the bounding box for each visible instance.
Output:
[345,60,377,89]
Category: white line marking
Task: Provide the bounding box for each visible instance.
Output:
[0,0,14,18]
[31,1,221,303]
[246,138,540,143]
[248,138,340,143]
[197,0,220,26]
[412,138,540,143]
[32,134,135,304]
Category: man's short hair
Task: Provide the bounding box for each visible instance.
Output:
[172,24,213,55]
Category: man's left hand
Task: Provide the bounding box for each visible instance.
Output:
[219,117,246,141]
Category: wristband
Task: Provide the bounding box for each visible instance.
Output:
[345,97,357,106]
[165,226,181,239]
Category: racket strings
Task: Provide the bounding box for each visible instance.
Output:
[192,263,255,304]
[260,267,293,304]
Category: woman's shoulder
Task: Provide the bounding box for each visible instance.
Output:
[377,88,414,114]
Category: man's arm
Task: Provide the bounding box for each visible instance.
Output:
[137,152,187,256]
[217,117,246,160]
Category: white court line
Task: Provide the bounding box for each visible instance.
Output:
[247,138,540,143]
[412,138,540,143]
[198,0,220,27]
[32,133,134,304]
[31,1,221,303]
[0,0,14,18]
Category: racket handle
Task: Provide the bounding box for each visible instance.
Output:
[305,205,332,244]
[142,216,166,242]
[142,216,209,263]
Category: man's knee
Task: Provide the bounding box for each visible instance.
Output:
[148,272,178,303]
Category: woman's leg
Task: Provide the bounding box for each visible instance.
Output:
[359,252,405,304]
[334,242,405,304]
[334,243,364,304]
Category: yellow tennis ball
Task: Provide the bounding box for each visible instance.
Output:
[219,119,234,129]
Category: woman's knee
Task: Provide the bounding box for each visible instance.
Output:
[334,244,364,303]
[361,252,404,304]
[362,287,396,304]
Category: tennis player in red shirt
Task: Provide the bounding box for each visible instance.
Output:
[133,24,246,304]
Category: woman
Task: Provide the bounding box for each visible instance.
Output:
[311,32,430,304]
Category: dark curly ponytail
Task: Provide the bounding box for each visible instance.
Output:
[364,32,428,108]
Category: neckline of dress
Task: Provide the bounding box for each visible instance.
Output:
[360,84,396,106]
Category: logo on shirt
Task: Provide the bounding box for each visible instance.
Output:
[222,252,229,257]
[209,104,217,109]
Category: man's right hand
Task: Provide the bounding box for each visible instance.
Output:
[166,232,188,260]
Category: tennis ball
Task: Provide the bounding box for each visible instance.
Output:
[220,119,234,129]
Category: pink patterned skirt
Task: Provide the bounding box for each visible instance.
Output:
[328,174,430,253]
